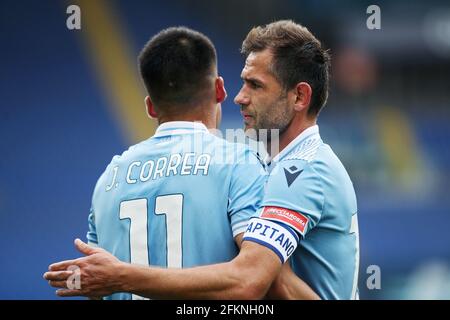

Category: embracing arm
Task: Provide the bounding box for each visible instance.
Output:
[45,231,319,299]
[125,247,320,299]
[45,238,282,299]
[121,240,281,299]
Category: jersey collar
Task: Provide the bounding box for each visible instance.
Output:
[153,121,209,138]
[271,125,321,163]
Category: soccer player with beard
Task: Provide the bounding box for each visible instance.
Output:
[46,20,358,300]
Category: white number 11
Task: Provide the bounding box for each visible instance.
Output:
[119,194,183,299]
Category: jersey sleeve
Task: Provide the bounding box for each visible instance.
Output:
[86,166,108,246]
[227,148,267,237]
[260,160,324,238]
[242,159,324,263]
[261,159,324,238]
[86,206,98,245]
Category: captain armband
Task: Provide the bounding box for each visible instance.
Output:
[242,217,299,263]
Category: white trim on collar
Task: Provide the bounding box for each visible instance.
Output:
[153,121,209,137]
[272,125,320,163]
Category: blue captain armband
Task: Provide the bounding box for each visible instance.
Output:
[242,217,299,263]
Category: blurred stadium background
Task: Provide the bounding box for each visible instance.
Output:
[1,0,449,299]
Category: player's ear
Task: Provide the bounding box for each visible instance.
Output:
[145,96,158,119]
[215,76,227,104]
[293,82,312,113]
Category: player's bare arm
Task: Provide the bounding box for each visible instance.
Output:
[235,234,320,300]
[45,238,280,299]
[45,236,319,299]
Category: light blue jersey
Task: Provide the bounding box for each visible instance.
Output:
[243,125,359,300]
[87,121,266,300]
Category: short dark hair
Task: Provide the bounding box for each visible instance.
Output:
[138,27,217,109]
[241,20,330,116]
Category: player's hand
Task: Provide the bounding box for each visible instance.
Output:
[43,239,125,298]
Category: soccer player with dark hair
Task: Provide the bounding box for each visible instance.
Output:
[45,25,319,300]
[46,21,358,300]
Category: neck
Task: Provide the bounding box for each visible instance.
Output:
[266,116,316,158]
[157,106,217,129]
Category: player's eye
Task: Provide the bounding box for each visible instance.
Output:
[248,80,261,89]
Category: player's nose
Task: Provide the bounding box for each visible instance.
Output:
[234,88,249,106]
